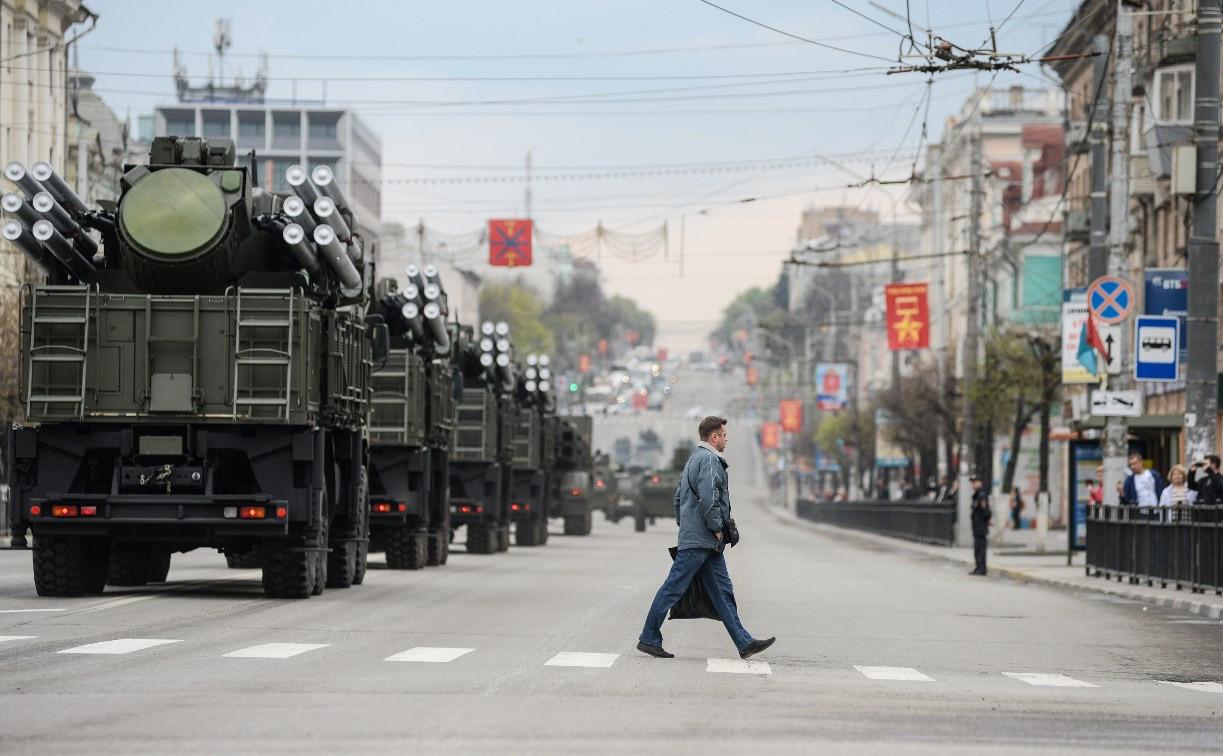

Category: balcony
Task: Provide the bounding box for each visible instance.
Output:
[1065,208,1090,242]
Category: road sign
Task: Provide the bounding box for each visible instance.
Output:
[1144,269,1187,362]
[1098,324,1121,375]
[1090,389,1143,417]
[1134,315,1180,382]
[1087,276,1134,324]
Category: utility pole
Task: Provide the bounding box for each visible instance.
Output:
[1101,1,1133,506]
[1088,33,1110,282]
[524,151,532,220]
[1185,0,1221,463]
[956,125,984,547]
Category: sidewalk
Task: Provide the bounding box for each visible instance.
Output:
[761,499,1223,621]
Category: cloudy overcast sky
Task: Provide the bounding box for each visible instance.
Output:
[74,0,1077,349]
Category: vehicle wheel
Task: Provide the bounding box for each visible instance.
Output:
[326,541,358,588]
[427,531,449,566]
[649,517,656,526]
[515,521,539,547]
[466,525,491,554]
[496,527,510,552]
[35,535,107,597]
[148,552,172,583]
[225,546,262,569]
[352,541,368,585]
[386,527,426,569]
[310,547,326,596]
[634,517,646,532]
[261,540,313,599]
[107,542,153,587]
[564,514,592,536]
[538,521,549,545]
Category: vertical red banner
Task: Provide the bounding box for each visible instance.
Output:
[578,354,591,373]
[746,366,758,385]
[760,422,780,449]
[885,283,930,350]
[489,219,533,267]
[779,400,803,433]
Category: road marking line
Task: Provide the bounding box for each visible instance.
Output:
[0,635,37,643]
[1158,681,1223,693]
[855,665,933,681]
[1003,672,1098,688]
[222,643,329,659]
[544,652,619,668]
[0,608,65,613]
[385,647,474,663]
[707,658,771,675]
[58,638,182,655]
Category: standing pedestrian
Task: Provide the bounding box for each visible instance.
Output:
[1187,454,1223,506]
[969,475,991,576]
[1009,488,1024,530]
[937,475,958,503]
[637,416,775,660]
[1086,478,1102,505]
[1121,453,1164,510]
[1158,464,1196,522]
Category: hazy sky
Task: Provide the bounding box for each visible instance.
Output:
[73,0,1077,350]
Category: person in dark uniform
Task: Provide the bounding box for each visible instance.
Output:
[969,475,992,576]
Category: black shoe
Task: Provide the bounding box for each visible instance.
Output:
[969,569,986,576]
[637,641,674,658]
[739,637,776,660]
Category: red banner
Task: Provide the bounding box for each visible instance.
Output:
[597,338,608,355]
[760,422,780,450]
[779,400,803,433]
[746,366,758,385]
[489,219,532,267]
[578,354,591,373]
[885,283,930,351]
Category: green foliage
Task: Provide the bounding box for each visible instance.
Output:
[478,278,555,355]
[875,357,958,467]
[713,285,779,347]
[814,407,876,475]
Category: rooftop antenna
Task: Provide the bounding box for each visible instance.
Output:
[213,19,232,86]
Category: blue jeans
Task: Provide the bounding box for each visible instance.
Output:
[639,547,754,652]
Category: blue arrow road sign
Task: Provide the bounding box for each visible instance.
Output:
[1134,315,1180,382]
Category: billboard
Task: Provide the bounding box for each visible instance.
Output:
[885,283,930,350]
[1061,287,1098,384]
[779,400,803,433]
[815,363,850,411]
[874,409,908,468]
[760,422,780,450]
[1143,268,1187,363]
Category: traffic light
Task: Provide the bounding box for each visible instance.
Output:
[569,382,579,392]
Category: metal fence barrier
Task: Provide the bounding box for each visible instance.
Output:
[1086,504,1223,595]
[796,499,955,546]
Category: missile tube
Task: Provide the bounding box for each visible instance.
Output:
[2,192,42,228]
[312,197,353,243]
[422,300,451,356]
[310,165,350,211]
[32,219,93,280]
[312,224,361,290]
[282,195,317,235]
[32,192,98,258]
[31,162,88,215]
[281,223,323,276]
[404,263,425,293]
[2,219,55,274]
[3,161,46,199]
[285,164,322,208]
[400,300,426,342]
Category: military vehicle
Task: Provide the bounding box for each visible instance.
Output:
[4,137,379,598]
[635,470,679,532]
[366,265,457,569]
[506,354,555,546]
[592,451,618,520]
[553,415,594,535]
[449,321,516,554]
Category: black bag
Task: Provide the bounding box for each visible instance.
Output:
[722,517,740,547]
[666,547,720,621]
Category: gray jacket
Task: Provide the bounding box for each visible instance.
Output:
[673,443,730,551]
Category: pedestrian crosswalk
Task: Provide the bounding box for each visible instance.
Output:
[0,634,1219,692]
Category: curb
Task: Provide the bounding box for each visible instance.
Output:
[757,499,1223,622]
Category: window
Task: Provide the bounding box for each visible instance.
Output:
[1153,65,1194,123]
[309,120,337,139]
[273,116,301,137]
[201,114,230,138]
[269,159,297,193]
[163,110,194,137]
[238,118,265,139]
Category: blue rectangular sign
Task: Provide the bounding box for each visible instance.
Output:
[1135,315,1180,381]
[1143,269,1187,362]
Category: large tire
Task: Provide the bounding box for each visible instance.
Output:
[225,547,262,569]
[564,512,593,536]
[148,552,171,583]
[634,516,646,532]
[496,527,510,552]
[352,542,368,585]
[107,542,153,587]
[466,525,492,554]
[310,547,327,596]
[33,535,108,597]
[261,540,312,599]
[515,521,539,547]
[326,541,357,588]
[386,527,427,569]
[427,531,449,566]
[538,521,549,545]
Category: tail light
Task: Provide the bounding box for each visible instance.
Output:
[596,480,605,488]
[398,504,406,512]
[29,505,41,516]
[276,507,287,518]
[571,489,583,496]
[373,503,392,513]
[51,505,78,517]
[240,506,266,519]
[80,505,98,517]
[651,476,660,483]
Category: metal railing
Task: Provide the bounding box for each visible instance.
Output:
[796,499,955,546]
[1086,504,1223,594]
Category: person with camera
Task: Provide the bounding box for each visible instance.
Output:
[637,416,774,660]
[1188,454,1223,507]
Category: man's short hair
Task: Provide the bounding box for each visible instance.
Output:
[1128,452,1144,463]
[1209,454,1221,468]
[698,416,727,440]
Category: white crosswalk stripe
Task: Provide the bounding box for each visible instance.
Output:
[385,647,474,663]
[58,638,182,655]
[1003,672,1098,688]
[1158,681,1223,693]
[0,635,37,644]
[223,643,329,659]
[545,652,619,668]
[707,658,771,675]
[855,665,933,681]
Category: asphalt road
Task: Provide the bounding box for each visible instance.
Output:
[2,372,1222,754]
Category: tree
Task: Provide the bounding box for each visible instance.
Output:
[478,279,555,355]
[814,406,876,493]
[713,285,778,348]
[875,358,959,483]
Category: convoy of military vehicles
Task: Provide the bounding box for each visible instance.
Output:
[1,136,602,599]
